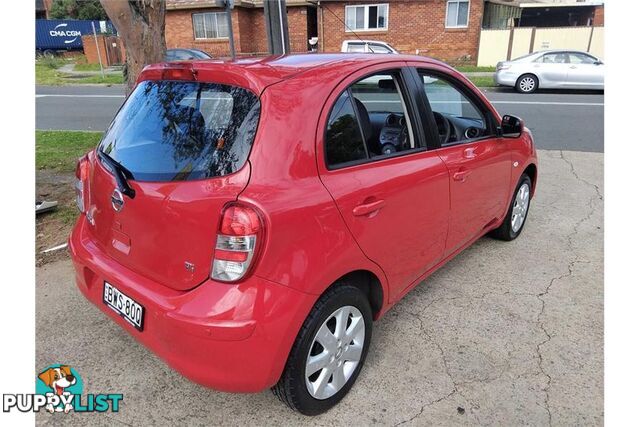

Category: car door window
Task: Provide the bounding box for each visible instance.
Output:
[175,50,194,60]
[325,71,420,168]
[369,44,392,54]
[540,53,568,64]
[568,53,597,64]
[418,72,488,146]
[325,92,368,166]
[346,43,366,53]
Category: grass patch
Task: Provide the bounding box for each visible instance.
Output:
[38,56,68,69]
[454,65,495,73]
[52,204,80,226]
[467,76,497,88]
[68,73,123,84]
[36,130,103,172]
[73,62,103,72]
[36,63,123,85]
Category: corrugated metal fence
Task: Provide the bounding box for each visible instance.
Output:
[477,26,604,67]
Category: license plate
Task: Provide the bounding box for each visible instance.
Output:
[103,282,145,331]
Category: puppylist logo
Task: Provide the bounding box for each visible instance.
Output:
[2,364,123,414]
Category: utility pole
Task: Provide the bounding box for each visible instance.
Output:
[264,0,290,55]
[225,0,236,60]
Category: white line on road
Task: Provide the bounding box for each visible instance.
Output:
[492,101,604,106]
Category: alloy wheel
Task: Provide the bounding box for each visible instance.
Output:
[511,182,530,233]
[305,305,366,400]
[519,77,536,93]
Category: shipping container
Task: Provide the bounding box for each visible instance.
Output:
[36,19,116,53]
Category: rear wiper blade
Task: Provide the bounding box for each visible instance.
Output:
[98,150,136,199]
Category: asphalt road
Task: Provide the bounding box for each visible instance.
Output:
[35,85,604,152]
[36,149,603,426]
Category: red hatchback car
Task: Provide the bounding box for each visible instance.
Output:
[70,54,537,415]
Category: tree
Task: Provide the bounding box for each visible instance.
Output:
[100,0,166,94]
[49,0,108,20]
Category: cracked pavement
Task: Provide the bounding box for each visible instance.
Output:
[36,149,603,426]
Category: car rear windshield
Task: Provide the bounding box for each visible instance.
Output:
[98,80,260,181]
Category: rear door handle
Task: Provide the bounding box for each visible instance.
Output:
[452,169,472,182]
[353,199,385,217]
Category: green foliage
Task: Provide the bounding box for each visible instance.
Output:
[36,130,104,172]
[455,65,496,73]
[466,76,497,88]
[49,0,108,21]
[38,56,67,69]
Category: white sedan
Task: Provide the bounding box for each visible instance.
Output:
[495,50,604,93]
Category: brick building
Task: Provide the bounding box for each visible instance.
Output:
[166,0,312,57]
[319,0,484,61]
[166,0,487,63]
[164,0,604,63]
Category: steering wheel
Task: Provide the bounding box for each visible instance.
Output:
[433,112,451,144]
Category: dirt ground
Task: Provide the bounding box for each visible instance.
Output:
[36,170,76,266]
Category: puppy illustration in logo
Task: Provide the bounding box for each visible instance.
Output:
[38,366,77,413]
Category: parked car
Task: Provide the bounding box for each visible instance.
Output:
[341,40,398,54]
[495,49,604,93]
[165,48,212,61]
[70,54,537,415]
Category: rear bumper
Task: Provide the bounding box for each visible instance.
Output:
[69,217,317,392]
[494,70,518,87]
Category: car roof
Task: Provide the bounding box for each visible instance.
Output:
[534,49,595,55]
[142,53,450,94]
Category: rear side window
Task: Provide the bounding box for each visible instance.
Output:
[325,91,367,166]
[325,70,419,168]
[99,81,260,181]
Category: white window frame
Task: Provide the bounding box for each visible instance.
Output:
[344,3,389,32]
[192,12,229,40]
[445,0,470,29]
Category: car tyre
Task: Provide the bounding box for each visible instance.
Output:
[490,174,532,241]
[516,74,538,94]
[272,283,373,415]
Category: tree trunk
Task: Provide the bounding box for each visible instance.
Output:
[100,0,166,94]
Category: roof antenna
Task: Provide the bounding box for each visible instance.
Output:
[306,1,375,53]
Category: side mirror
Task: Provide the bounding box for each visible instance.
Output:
[594,60,603,65]
[500,114,523,138]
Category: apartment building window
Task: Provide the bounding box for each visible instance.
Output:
[193,12,229,39]
[445,0,470,28]
[345,4,389,31]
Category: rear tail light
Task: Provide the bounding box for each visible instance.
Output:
[211,203,263,282]
[75,154,89,213]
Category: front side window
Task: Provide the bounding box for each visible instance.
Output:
[419,72,488,146]
[193,12,229,39]
[345,4,389,31]
[446,0,470,28]
[99,81,260,181]
[568,53,597,64]
[326,71,418,168]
